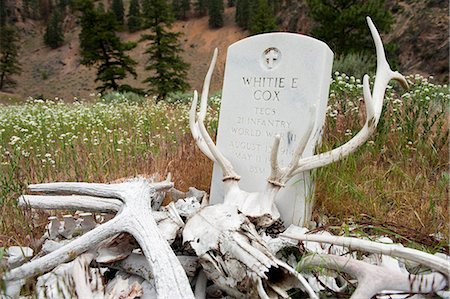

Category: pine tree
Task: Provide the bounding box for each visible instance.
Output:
[78,1,138,94]
[44,8,64,48]
[249,0,276,35]
[194,0,207,17]
[306,0,393,55]
[172,0,190,20]
[180,0,190,19]
[208,0,224,28]
[23,0,40,19]
[96,2,105,13]
[111,0,124,26]
[0,0,7,26]
[40,0,51,21]
[235,0,250,29]
[127,0,141,32]
[0,25,22,90]
[141,0,190,101]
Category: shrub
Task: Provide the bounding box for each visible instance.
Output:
[332,53,376,80]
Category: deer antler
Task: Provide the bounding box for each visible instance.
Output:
[5,179,195,299]
[190,48,240,181]
[301,254,448,299]
[267,17,409,186]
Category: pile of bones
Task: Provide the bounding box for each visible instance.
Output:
[2,18,449,299]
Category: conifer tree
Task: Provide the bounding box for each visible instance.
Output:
[141,0,190,101]
[44,8,64,48]
[250,0,276,35]
[0,0,7,26]
[127,0,141,32]
[208,0,224,28]
[0,25,22,90]
[181,0,190,19]
[111,0,125,26]
[306,0,393,55]
[96,2,105,13]
[194,0,207,17]
[172,0,190,20]
[235,0,250,29]
[40,0,51,21]
[23,0,40,19]
[78,0,138,94]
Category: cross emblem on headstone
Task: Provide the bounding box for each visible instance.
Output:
[264,48,279,69]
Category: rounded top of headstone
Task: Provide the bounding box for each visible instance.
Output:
[229,32,333,56]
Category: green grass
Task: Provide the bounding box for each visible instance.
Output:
[0,74,448,252]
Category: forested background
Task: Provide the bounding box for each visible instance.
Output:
[0,0,447,101]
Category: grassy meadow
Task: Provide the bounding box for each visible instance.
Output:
[0,74,448,253]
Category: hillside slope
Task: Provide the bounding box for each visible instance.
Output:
[10,7,245,100]
[3,2,448,101]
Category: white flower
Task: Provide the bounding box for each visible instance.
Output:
[9,136,21,145]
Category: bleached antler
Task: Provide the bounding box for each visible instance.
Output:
[5,179,195,299]
[301,254,448,299]
[282,232,450,275]
[267,17,408,186]
[190,48,240,181]
[190,18,408,227]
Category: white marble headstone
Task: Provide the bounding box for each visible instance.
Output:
[210,33,334,226]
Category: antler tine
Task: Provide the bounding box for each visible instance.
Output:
[191,49,240,181]
[287,17,408,177]
[267,106,316,186]
[190,49,221,161]
[199,48,218,120]
[268,135,283,186]
[190,91,215,161]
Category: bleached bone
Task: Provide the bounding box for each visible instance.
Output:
[5,178,195,299]
[183,204,318,299]
[105,272,144,299]
[41,239,71,255]
[281,232,450,275]
[103,253,199,281]
[47,216,60,240]
[60,214,76,239]
[71,252,103,298]
[172,196,203,218]
[22,192,194,244]
[6,246,33,268]
[301,254,448,298]
[2,278,25,299]
[190,17,408,228]
[194,270,208,299]
[170,186,207,203]
[79,212,97,233]
[269,17,409,182]
[36,252,104,299]
[151,173,172,210]
[19,194,122,213]
[96,233,137,263]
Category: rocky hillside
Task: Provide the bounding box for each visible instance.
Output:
[276,0,448,79]
[1,0,448,101]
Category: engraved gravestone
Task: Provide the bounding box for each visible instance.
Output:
[210,33,334,226]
